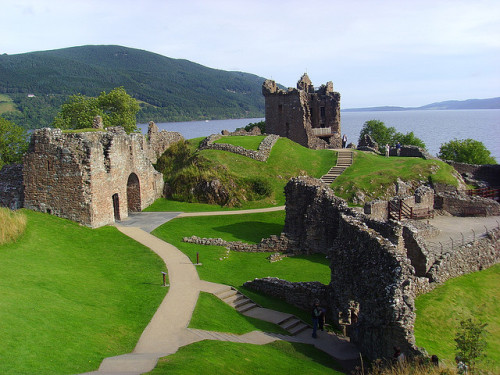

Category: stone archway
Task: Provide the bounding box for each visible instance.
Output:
[127,173,141,213]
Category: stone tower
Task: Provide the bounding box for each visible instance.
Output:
[262,73,341,149]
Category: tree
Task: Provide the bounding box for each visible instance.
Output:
[359,120,396,147]
[439,138,496,164]
[0,118,29,169]
[455,317,488,373]
[358,120,426,149]
[52,87,139,133]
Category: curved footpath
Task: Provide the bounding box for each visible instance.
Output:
[82,206,360,375]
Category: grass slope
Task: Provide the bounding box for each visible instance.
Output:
[189,292,287,335]
[331,151,458,204]
[0,210,167,375]
[213,135,265,150]
[149,340,344,375]
[415,264,500,372]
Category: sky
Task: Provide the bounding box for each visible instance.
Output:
[2,0,500,108]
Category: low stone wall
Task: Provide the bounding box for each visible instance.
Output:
[182,233,291,253]
[222,126,262,136]
[426,228,500,283]
[434,192,500,216]
[389,145,436,160]
[243,277,328,311]
[0,164,24,210]
[199,134,279,161]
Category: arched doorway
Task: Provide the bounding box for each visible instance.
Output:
[112,193,120,221]
[127,173,141,212]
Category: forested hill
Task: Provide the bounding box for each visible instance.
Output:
[0,45,267,129]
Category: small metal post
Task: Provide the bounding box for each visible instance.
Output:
[472,229,475,242]
[197,252,199,264]
[161,271,169,287]
[439,242,443,252]
[450,237,454,250]
[484,225,489,235]
[461,232,464,245]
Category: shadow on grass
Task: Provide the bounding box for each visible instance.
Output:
[213,221,284,242]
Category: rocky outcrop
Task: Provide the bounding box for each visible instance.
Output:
[357,134,378,152]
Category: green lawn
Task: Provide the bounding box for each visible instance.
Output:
[151,211,331,324]
[415,264,500,372]
[0,210,167,375]
[331,150,459,204]
[189,292,288,335]
[148,340,344,375]
[213,135,266,150]
[0,93,16,114]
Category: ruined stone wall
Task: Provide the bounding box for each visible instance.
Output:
[434,192,500,216]
[243,277,328,311]
[147,121,184,163]
[0,164,24,210]
[23,127,168,227]
[199,134,279,161]
[182,233,290,253]
[446,161,500,187]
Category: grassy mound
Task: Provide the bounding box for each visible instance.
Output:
[153,137,335,209]
[331,151,459,205]
[415,264,500,373]
[149,340,344,375]
[0,210,167,374]
[0,207,27,245]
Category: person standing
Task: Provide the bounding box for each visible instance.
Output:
[311,300,322,338]
[385,143,390,157]
[342,134,347,148]
[396,141,401,156]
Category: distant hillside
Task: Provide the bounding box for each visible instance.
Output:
[0,45,266,128]
[343,97,500,112]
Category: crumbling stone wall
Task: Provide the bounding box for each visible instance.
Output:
[244,177,499,361]
[434,192,500,216]
[147,121,184,163]
[23,126,181,227]
[446,161,500,187]
[182,233,290,253]
[0,164,24,210]
[263,73,341,149]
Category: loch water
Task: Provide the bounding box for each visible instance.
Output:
[139,109,500,161]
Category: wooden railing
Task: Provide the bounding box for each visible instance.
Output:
[388,200,434,221]
[465,187,500,201]
[312,127,333,136]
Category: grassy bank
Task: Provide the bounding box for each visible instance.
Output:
[331,151,458,204]
[149,340,344,375]
[0,210,167,374]
[415,264,500,373]
[213,135,266,150]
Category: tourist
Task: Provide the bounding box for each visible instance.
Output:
[311,300,322,338]
[342,134,347,148]
[455,356,468,374]
[431,354,439,367]
[396,141,401,156]
[392,346,405,364]
[385,143,390,157]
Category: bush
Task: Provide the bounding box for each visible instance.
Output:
[439,139,496,164]
[455,317,488,373]
[249,178,272,197]
[0,117,29,169]
[245,120,265,133]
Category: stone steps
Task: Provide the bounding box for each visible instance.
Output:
[320,150,353,184]
[214,286,310,335]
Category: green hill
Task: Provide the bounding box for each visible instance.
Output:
[0,45,266,128]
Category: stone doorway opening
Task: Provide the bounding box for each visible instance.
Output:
[127,173,141,213]
[112,193,120,221]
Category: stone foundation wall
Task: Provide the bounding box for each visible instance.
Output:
[199,134,279,161]
[434,192,500,216]
[0,164,24,210]
[243,277,328,311]
[446,161,500,187]
[426,228,500,283]
[182,233,291,253]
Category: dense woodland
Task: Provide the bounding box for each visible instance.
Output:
[0,45,266,129]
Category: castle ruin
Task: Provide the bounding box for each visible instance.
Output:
[262,73,341,149]
[2,122,183,228]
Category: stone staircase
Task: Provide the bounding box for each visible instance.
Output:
[320,149,353,184]
[214,286,309,336]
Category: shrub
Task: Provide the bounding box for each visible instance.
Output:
[455,317,488,373]
[249,178,272,197]
[359,120,426,149]
[439,139,496,164]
